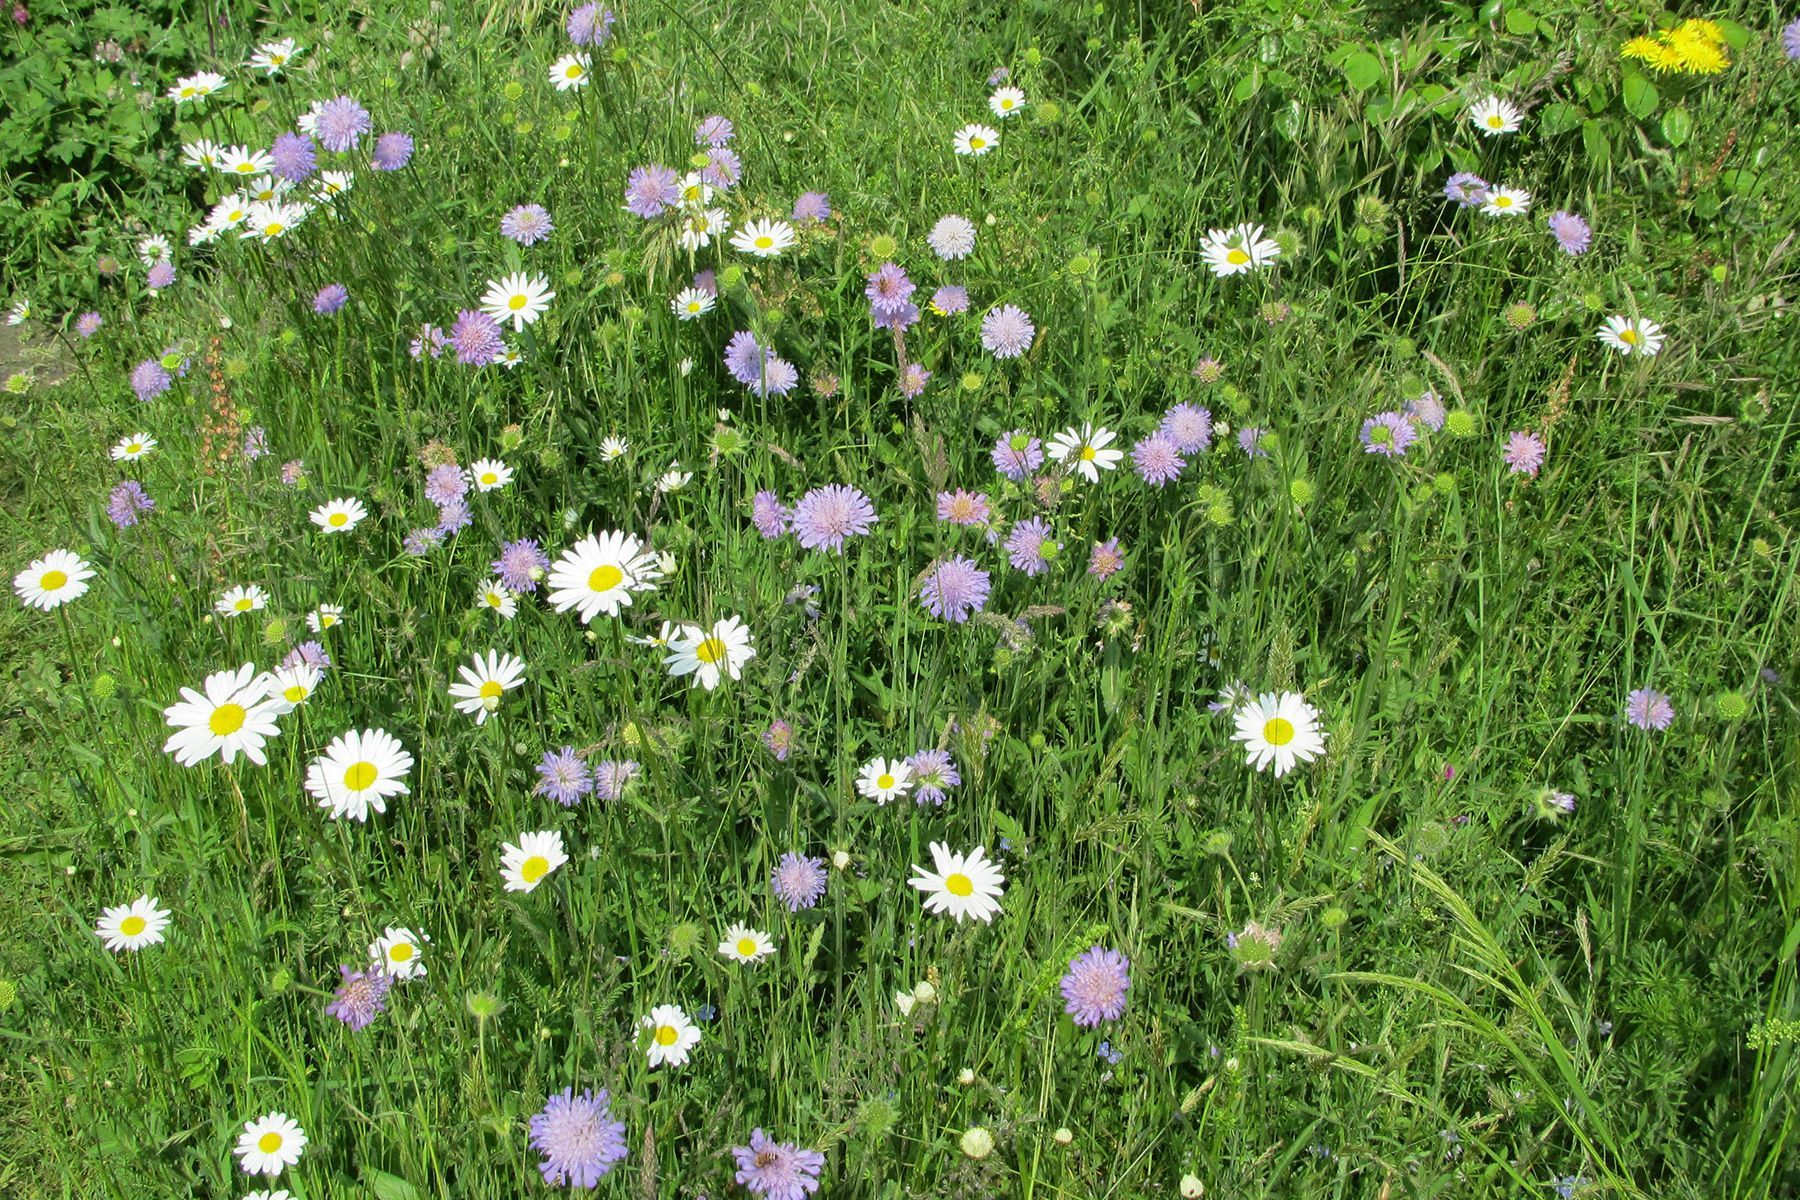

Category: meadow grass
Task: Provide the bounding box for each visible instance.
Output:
[2,1,1798,1197]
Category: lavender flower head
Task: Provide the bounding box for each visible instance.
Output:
[1005,517,1058,576]
[314,95,373,153]
[752,490,792,539]
[75,311,103,338]
[1131,433,1185,485]
[771,852,828,911]
[1626,688,1675,732]
[424,463,468,506]
[107,480,154,528]
[280,459,307,487]
[991,430,1043,480]
[566,3,618,46]
[695,114,735,147]
[1061,946,1130,1026]
[792,191,830,222]
[1443,172,1488,207]
[1785,18,1800,61]
[980,304,1035,359]
[1547,210,1592,256]
[1359,411,1416,457]
[450,309,505,366]
[1504,430,1546,476]
[872,302,919,333]
[502,203,555,246]
[283,640,332,672]
[243,426,269,461]
[592,759,641,801]
[314,283,349,314]
[435,497,472,535]
[906,749,960,806]
[535,747,594,807]
[494,538,550,591]
[918,556,991,623]
[131,358,171,402]
[732,1129,826,1200]
[1236,425,1268,457]
[1159,403,1213,453]
[403,526,446,556]
[623,164,680,219]
[529,1088,628,1188]
[1088,538,1125,580]
[699,146,741,188]
[371,131,414,170]
[1405,391,1446,432]
[792,484,877,552]
[146,261,176,292]
[929,285,969,315]
[928,214,977,260]
[936,489,990,527]
[325,965,392,1031]
[899,362,931,399]
[269,132,317,183]
[866,262,916,316]
[762,719,795,762]
[409,323,447,360]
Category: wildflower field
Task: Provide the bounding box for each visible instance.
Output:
[4,1,1800,1197]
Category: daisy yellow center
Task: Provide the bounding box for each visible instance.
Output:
[236,163,254,172]
[209,704,246,735]
[969,136,986,149]
[655,1023,679,1045]
[946,873,974,897]
[1488,115,1503,128]
[736,937,758,957]
[479,680,504,699]
[264,222,285,236]
[258,1132,283,1154]
[588,564,624,593]
[320,615,337,627]
[235,598,254,611]
[1080,445,1098,461]
[520,855,550,883]
[687,302,702,312]
[1493,197,1512,208]
[1264,717,1295,746]
[120,915,147,935]
[507,294,528,311]
[567,64,584,77]
[329,512,348,526]
[127,443,142,453]
[1227,248,1250,265]
[283,685,308,703]
[389,942,414,961]
[485,592,503,607]
[876,773,895,790]
[694,636,727,664]
[480,472,497,485]
[343,761,377,791]
[755,235,773,249]
[40,570,68,590]
[1619,329,1639,345]
[1001,99,1015,109]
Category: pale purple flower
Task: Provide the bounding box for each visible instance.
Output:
[1237,426,1268,458]
[566,3,617,47]
[1191,355,1223,383]
[314,283,349,314]
[502,204,555,246]
[529,1088,628,1188]
[792,484,877,551]
[146,260,176,291]
[494,538,549,592]
[733,1130,825,1200]
[700,147,741,188]
[1785,18,1800,60]
[771,853,827,911]
[1060,946,1130,1026]
[1088,538,1124,580]
[409,323,447,359]
[935,489,990,526]
[752,490,791,538]
[1360,412,1416,457]
[1504,430,1546,476]
[403,526,445,556]
[693,270,717,296]
[755,358,799,397]
[435,497,472,534]
[450,309,505,366]
[928,214,976,260]
[980,304,1034,359]
[695,114,734,147]
[592,760,640,801]
[989,66,1011,85]
[74,311,102,338]
[371,131,413,170]
[929,285,969,315]
[991,430,1043,480]
[872,303,919,332]
[315,95,372,153]
[1547,210,1591,256]
[424,463,468,506]
[535,747,594,807]
[131,358,171,402]
[918,556,991,623]
[107,479,153,528]
[242,426,269,460]
[724,330,766,385]
[624,164,680,218]
[1005,517,1057,575]
[1626,688,1674,732]
[1406,391,1446,431]
[325,965,392,1031]
[866,263,916,316]
[283,640,331,672]
[1131,433,1184,485]
[1160,403,1212,453]
[1443,172,1488,206]
[280,459,306,487]
[269,132,317,182]
[762,719,795,762]
[792,191,830,221]
[906,749,960,805]
[899,362,930,398]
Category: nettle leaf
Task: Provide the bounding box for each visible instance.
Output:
[1341,51,1384,92]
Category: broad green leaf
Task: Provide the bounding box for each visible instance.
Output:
[1503,8,1536,35]
[1621,71,1658,119]
[1661,107,1691,147]
[1341,51,1383,92]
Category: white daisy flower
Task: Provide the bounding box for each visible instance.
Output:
[14,549,95,611]
[181,139,223,171]
[111,433,157,461]
[476,578,518,620]
[5,299,30,325]
[909,842,1006,923]
[216,585,270,618]
[500,830,568,892]
[498,344,525,368]
[241,201,309,242]
[953,123,999,156]
[208,194,253,230]
[1596,315,1664,358]
[1479,186,1531,217]
[480,272,556,331]
[448,649,526,724]
[309,497,367,534]
[95,895,171,952]
[671,288,715,320]
[641,1003,701,1068]
[662,615,755,691]
[218,146,274,177]
[855,756,914,805]
[370,926,428,979]
[168,71,227,104]
[1047,424,1124,483]
[718,924,776,964]
[305,728,414,822]
[264,663,321,713]
[161,663,284,767]
[1468,95,1523,136]
[307,604,343,633]
[628,620,677,647]
[1230,691,1326,777]
[678,207,729,251]
[988,87,1026,118]
[546,531,660,623]
[730,218,797,259]
[600,436,629,462]
[137,234,173,265]
[675,172,714,209]
[233,1112,306,1177]
[549,52,591,90]
[655,463,692,493]
[1200,222,1280,277]
[469,459,513,492]
[243,175,291,204]
[313,171,355,203]
[249,38,302,75]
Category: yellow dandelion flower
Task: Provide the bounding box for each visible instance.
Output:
[1674,18,1725,46]
[1667,28,1729,75]
[1621,34,1685,74]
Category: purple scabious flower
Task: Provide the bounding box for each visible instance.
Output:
[325,965,392,1031]
[435,497,472,534]
[450,309,506,366]
[792,191,830,222]
[1443,172,1488,207]
[762,719,795,762]
[1005,517,1058,576]
[991,430,1043,480]
[732,1129,826,1200]
[566,2,617,46]
[725,330,769,386]
[403,526,445,556]
[315,95,373,153]
[929,285,969,315]
[1626,688,1675,732]
[494,538,550,592]
[752,490,791,539]
[145,261,176,292]
[980,304,1035,359]
[792,484,877,551]
[371,131,414,170]
[1060,946,1130,1026]
[1360,411,1416,457]
[693,269,718,296]
[623,164,680,218]
[314,283,349,314]
[1547,210,1591,256]
[1131,433,1185,485]
[936,489,990,526]
[771,852,827,911]
[1504,430,1546,476]
[695,114,734,147]
[918,556,991,623]
[1088,538,1125,580]
[535,747,594,806]
[283,640,332,672]
[754,358,799,397]
[700,147,741,188]
[409,323,447,360]
[1160,403,1213,453]
[424,463,468,506]
[906,748,960,806]
[131,358,171,402]
[928,214,977,261]
[107,479,154,528]
[866,262,916,316]
[280,459,306,487]
[871,303,920,332]
[502,203,555,246]
[529,1088,628,1188]
[243,426,269,460]
[592,760,640,801]
[1405,391,1446,431]
[899,362,931,399]
[75,311,103,338]
[1786,18,1800,60]
[270,132,317,182]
